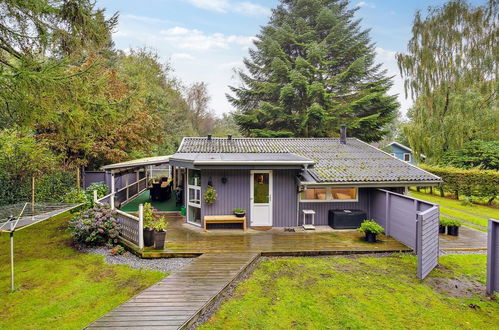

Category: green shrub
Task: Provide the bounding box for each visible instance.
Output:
[233,208,246,213]
[420,164,499,204]
[152,216,168,231]
[439,217,453,226]
[357,220,384,234]
[204,185,217,205]
[143,202,157,230]
[69,204,120,246]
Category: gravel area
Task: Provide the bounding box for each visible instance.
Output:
[439,249,487,256]
[83,246,194,273]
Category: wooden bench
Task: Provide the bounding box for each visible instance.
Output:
[203,215,246,232]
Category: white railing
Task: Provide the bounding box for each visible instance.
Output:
[94,191,144,250]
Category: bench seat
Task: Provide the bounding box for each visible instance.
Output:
[203,215,246,232]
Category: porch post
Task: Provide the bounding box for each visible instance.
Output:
[93,190,98,203]
[385,191,390,236]
[125,173,129,202]
[110,172,115,210]
[138,204,144,249]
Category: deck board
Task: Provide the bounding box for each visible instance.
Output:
[87,252,259,329]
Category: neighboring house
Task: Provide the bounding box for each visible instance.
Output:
[386,141,425,164]
[168,128,441,228]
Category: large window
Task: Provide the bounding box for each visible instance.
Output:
[403,153,411,162]
[300,187,358,202]
[187,169,201,226]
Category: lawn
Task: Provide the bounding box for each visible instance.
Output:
[0,213,165,329]
[410,190,498,230]
[201,255,498,329]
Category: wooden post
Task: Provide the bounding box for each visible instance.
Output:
[31,176,35,218]
[93,190,98,203]
[385,191,390,236]
[76,167,80,188]
[110,173,115,210]
[10,221,14,292]
[125,173,129,202]
[138,204,144,249]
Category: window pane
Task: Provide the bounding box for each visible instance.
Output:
[188,187,201,205]
[301,188,327,200]
[253,173,269,203]
[188,206,201,224]
[331,188,357,200]
[188,169,201,186]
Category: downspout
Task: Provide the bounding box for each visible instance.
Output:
[296,165,308,227]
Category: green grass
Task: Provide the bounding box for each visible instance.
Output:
[410,191,498,229]
[0,213,165,329]
[201,255,498,329]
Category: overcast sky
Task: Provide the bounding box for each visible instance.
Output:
[96,0,486,118]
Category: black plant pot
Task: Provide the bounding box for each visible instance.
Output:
[439,225,446,234]
[365,231,377,243]
[154,230,167,250]
[234,212,245,218]
[143,229,154,247]
[448,226,459,236]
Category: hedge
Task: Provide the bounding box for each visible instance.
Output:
[420,164,499,204]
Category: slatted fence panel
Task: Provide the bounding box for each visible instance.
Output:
[487,218,499,295]
[417,206,440,279]
[116,210,141,247]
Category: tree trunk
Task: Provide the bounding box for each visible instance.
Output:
[439,187,444,197]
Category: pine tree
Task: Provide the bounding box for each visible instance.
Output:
[227,0,398,140]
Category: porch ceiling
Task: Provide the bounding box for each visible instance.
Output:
[101,155,171,172]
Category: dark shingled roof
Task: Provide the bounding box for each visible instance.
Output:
[176,137,441,184]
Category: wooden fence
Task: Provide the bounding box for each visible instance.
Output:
[417,206,440,279]
[487,218,499,295]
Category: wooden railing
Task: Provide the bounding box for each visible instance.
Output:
[116,177,148,206]
[94,191,144,250]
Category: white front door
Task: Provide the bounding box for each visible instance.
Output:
[250,170,273,226]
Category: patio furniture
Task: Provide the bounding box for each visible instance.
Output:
[203,215,246,232]
[302,209,316,230]
[328,209,367,229]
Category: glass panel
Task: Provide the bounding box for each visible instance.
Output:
[330,188,357,200]
[188,169,201,186]
[188,187,201,205]
[253,173,269,203]
[188,206,201,225]
[301,188,327,200]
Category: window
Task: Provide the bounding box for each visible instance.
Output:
[404,153,411,162]
[300,187,358,202]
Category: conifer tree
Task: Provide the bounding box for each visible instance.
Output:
[228,0,398,140]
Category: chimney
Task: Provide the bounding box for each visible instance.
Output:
[340,125,347,144]
[228,134,232,141]
[207,134,212,141]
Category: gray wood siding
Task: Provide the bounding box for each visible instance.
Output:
[298,189,370,226]
[417,206,440,279]
[487,219,499,295]
[201,169,251,227]
[272,170,300,227]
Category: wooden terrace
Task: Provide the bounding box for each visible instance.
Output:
[124,216,411,258]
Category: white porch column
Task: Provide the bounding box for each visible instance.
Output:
[110,172,115,210]
[138,204,144,249]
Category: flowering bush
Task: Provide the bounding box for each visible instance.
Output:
[69,204,120,246]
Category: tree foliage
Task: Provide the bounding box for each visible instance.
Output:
[397,0,498,161]
[228,0,398,141]
[439,140,499,170]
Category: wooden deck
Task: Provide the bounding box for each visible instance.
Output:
[87,252,259,329]
[140,216,411,258]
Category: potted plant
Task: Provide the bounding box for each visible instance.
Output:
[142,203,155,247]
[439,217,451,234]
[152,216,168,250]
[357,220,384,243]
[447,219,461,236]
[233,208,246,218]
[204,185,217,205]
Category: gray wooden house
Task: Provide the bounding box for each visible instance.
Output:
[169,128,441,229]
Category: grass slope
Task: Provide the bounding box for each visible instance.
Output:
[201,255,498,329]
[410,191,499,229]
[0,213,165,329]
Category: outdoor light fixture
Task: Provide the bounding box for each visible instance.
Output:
[221,177,227,184]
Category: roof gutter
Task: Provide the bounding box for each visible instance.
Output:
[192,160,316,166]
[299,180,442,187]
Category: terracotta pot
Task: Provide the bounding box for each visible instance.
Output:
[143,229,154,247]
[154,230,167,250]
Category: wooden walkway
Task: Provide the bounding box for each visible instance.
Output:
[87,252,259,329]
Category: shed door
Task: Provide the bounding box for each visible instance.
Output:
[250,171,273,226]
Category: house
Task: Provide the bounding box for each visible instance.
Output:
[167,127,441,229]
[386,141,425,164]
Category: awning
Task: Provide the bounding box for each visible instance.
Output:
[101,155,171,172]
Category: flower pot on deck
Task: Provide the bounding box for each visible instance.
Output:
[153,230,167,249]
[364,231,377,243]
[447,226,459,236]
[143,229,154,247]
[439,225,446,234]
[234,212,245,218]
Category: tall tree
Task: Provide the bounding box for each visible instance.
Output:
[228,0,398,140]
[397,0,498,161]
[186,82,216,135]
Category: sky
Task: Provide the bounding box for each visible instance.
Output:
[96,0,486,117]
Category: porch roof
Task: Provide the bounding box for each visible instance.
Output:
[101,155,171,172]
[176,137,442,185]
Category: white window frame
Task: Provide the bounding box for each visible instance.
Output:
[186,169,202,227]
[300,186,358,203]
[403,153,411,162]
